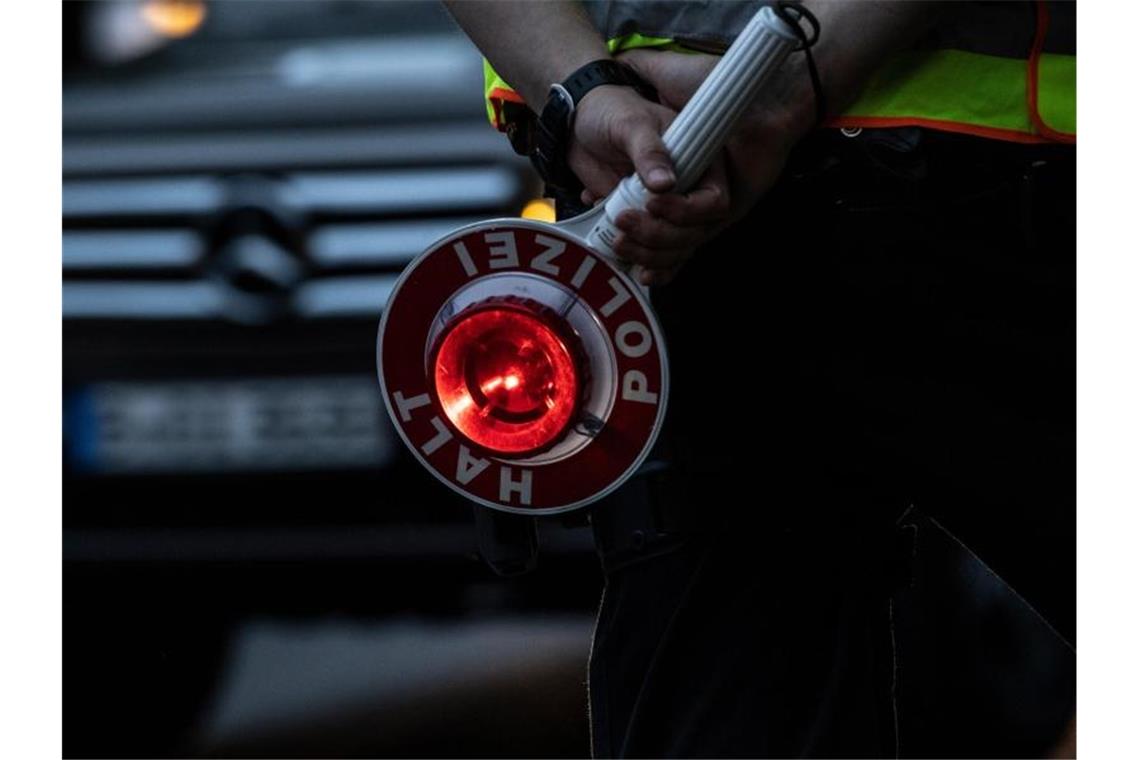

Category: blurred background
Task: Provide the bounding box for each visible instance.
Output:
[62,2,1074,758]
[63,1,594,756]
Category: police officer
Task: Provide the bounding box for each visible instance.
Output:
[446,1,1076,756]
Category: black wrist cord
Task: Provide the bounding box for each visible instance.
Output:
[774,2,826,127]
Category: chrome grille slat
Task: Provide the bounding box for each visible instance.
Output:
[293,275,400,319]
[308,217,485,269]
[64,176,226,218]
[63,125,520,176]
[285,166,520,215]
[63,230,203,270]
[63,166,521,220]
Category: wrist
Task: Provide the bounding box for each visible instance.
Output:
[745,56,819,148]
[521,51,612,110]
[573,82,643,124]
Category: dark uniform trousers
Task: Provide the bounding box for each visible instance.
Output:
[585,127,1076,758]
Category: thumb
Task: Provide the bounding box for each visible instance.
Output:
[617,109,676,193]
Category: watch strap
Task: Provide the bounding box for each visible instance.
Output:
[561,59,658,110]
[532,59,659,192]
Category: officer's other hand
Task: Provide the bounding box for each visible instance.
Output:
[570,83,733,286]
[569,84,678,200]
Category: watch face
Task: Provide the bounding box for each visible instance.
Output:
[548,83,574,125]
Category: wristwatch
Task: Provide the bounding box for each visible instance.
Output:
[526,59,659,192]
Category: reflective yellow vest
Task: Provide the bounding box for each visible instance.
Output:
[484,0,1075,145]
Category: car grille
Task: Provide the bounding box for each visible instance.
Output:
[63,162,528,322]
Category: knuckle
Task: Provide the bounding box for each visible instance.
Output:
[605,109,636,148]
[615,108,652,142]
[612,109,638,137]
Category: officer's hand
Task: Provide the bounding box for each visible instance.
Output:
[570,84,734,286]
[618,48,800,223]
[569,84,677,198]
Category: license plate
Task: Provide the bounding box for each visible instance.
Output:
[66,376,396,474]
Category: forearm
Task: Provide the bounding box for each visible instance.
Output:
[758,0,948,142]
[443,0,609,110]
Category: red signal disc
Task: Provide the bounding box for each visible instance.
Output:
[431,305,581,456]
[377,220,668,515]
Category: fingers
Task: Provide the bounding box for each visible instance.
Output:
[586,174,730,224]
[645,160,732,226]
[638,264,683,287]
[581,148,733,224]
[614,210,706,254]
[612,108,676,193]
[610,158,733,274]
[629,262,682,287]
[568,143,625,200]
[642,184,730,228]
[614,233,691,275]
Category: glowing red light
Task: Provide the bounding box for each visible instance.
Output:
[432,305,582,455]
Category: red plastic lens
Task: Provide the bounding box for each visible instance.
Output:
[432,307,580,455]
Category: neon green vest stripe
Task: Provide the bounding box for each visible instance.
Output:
[841,48,1075,137]
[1036,52,1076,135]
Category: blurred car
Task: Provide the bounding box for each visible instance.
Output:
[63,2,597,756]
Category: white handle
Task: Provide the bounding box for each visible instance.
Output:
[586,6,799,255]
